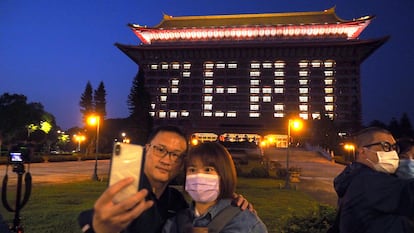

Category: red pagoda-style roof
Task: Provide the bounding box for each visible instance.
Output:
[129,7,374,44]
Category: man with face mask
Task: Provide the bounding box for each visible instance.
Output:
[332,127,414,233]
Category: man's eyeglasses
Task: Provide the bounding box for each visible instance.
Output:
[363,141,400,153]
[149,144,184,163]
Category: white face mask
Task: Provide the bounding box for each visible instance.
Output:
[185,173,220,203]
[366,150,399,174]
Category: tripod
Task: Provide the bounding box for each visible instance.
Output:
[2,163,32,233]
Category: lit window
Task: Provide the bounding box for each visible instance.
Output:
[274,104,284,111]
[327,113,334,119]
[274,88,284,94]
[215,112,224,117]
[171,80,179,85]
[299,88,309,94]
[204,96,213,102]
[299,113,309,120]
[299,79,308,85]
[263,62,272,68]
[205,63,214,69]
[250,71,260,77]
[171,87,179,93]
[251,63,260,69]
[172,63,180,69]
[250,104,259,110]
[262,88,272,94]
[227,112,237,117]
[181,111,189,117]
[312,113,321,120]
[161,64,169,70]
[204,88,213,93]
[250,88,260,94]
[204,104,212,110]
[204,79,213,85]
[274,61,285,68]
[311,60,321,68]
[250,79,260,85]
[274,79,284,85]
[203,112,213,117]
[159,112,167,118]
[325,96,334,102]
[249,112,260,118]
[228,63,237,69]
[182,71,191,77]
[325,105,334,111]
[150,64,158,70]
[263,96,271,102]
[160,88,168,93]
[250,96,259,102]
[183,63,191,69]
[227,87,237,93]
[325,88,333,94]
[274,113,284,118]
[324,61,334,68]
[299,61,308,68]
[216,87,225,93]
[299,70,309,76]
[324,79,333,85]
[151,104,155,109]
[299,96,308,102]
[274,71,284,77]
[170,111,178,118]
[216,63,225,69]
[204,71,214,77]
[160,96,167,101]
[324,70,334,76]
[299,104,308,111]
[150,112,155,117]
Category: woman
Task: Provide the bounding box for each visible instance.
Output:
[396,137,414,179]
[163,142,267,233]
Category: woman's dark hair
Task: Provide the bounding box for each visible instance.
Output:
[396,137,414,157]
[184,142,237,199]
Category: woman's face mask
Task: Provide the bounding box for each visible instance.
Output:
[185,173,220,203]
[396,158,414,179]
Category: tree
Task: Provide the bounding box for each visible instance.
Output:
[399,113,414,138]
[79,81,94,123]
[94,81,107,120]
[127,67,153,144]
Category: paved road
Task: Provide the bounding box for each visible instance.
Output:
[0,150,345,206]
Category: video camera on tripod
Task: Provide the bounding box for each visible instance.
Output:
[2,146,33,233]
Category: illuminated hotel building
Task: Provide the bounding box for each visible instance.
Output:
[116,7,387,135]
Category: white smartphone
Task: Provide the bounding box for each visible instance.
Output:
[108,142,144,204]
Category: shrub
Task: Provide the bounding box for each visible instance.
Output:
[248,166,269,178]
[281,204,336,233]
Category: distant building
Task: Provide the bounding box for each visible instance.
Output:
[116,7,387,135]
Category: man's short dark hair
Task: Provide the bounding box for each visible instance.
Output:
[354,127,392,148]
[146,125,188,145]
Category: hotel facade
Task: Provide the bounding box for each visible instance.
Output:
[116,7,387,135]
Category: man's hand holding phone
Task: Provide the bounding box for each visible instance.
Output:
[92,177,154,233]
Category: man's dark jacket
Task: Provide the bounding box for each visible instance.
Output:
[78,175,188,233]
[333,162,414,233]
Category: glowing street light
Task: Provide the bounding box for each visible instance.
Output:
[87,115,100,181]
[73,134,86,152]
[285,118,303,189]
[344,143,355,163]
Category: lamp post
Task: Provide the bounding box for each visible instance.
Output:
[73,134,85,152]
[284,119,302,189]
[344,143,355,163]
[88,115,100,181]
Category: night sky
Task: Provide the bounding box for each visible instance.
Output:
[1,0,413,130]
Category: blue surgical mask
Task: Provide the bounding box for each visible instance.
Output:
[396,159,414,179]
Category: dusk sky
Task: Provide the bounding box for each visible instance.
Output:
[1,0,413,130]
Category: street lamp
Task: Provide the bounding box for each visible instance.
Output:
[87,115,100,181]
[73,134,86,152]
[344,143,355,163]
[285,118,303,189]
